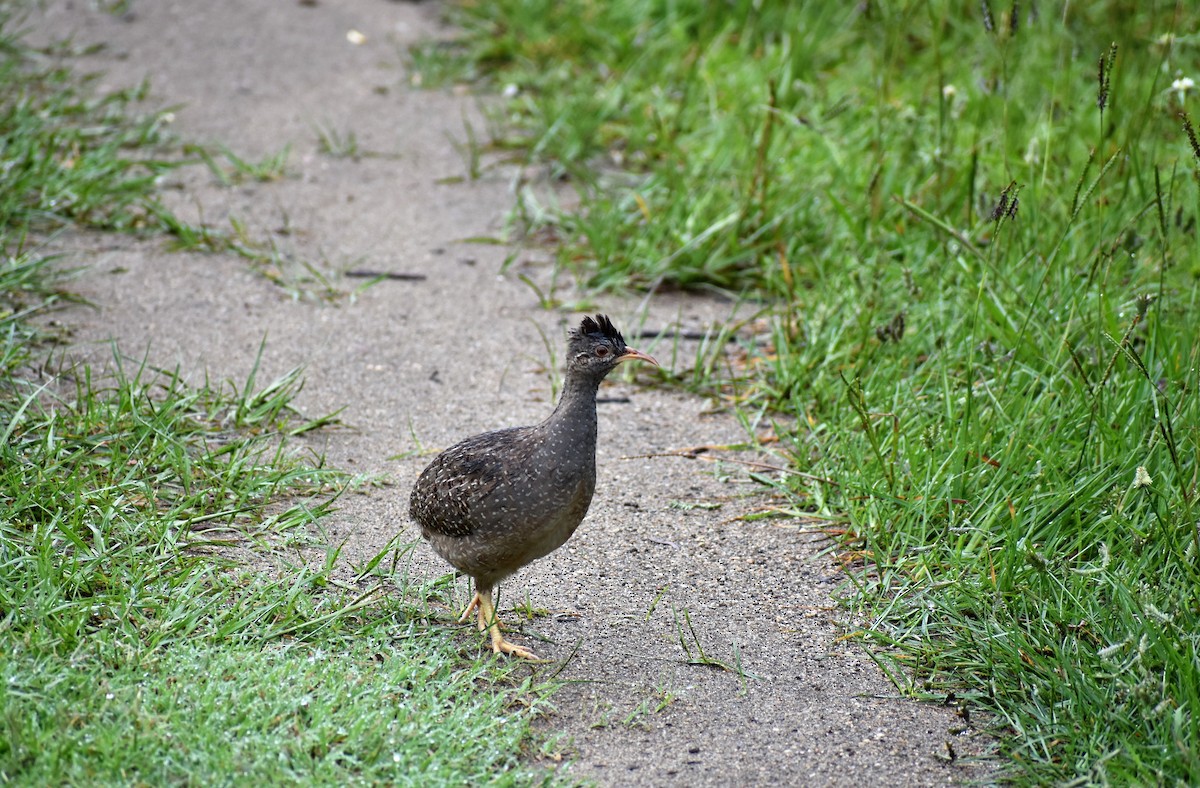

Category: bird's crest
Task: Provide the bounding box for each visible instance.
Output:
[575,314,624,346]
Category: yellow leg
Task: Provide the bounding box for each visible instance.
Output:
[457,591,508,632]
[475,588,541,661]
[457,592,482,626]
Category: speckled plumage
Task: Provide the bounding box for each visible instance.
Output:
[409,315,657,658]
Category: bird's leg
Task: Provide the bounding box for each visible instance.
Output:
[457,592,482,626]
[476,587,541,661]
[457,588,509,631]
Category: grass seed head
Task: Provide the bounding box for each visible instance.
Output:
[990,192,1010,222]
[989,180,1019,221]
[1181,112,1200,164]
[875,311,906,344]
[1098,43,1117,111]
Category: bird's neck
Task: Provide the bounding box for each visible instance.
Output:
[544,372,601,438]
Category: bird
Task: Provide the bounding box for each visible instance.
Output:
[409,314,658,660]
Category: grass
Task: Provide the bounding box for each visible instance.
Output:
[0,349,555,784]
[0,59,170,235]
[314,122,360,159]
[1,10,555,785]
[5,637,547,784]
[0,5,349,301]
[413,0,1200,783]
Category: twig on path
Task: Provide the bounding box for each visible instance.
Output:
[622,447,842,489]
[344,269,427,281]
[632,329,740,342]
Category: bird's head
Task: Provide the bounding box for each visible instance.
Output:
[567,314,658,379]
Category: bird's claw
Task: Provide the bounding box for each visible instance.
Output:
[492,637,543,661]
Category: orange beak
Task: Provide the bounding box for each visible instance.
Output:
[617,347,659,367]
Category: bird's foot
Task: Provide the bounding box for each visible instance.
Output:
[490,630,543,661]
[473,589,543,660]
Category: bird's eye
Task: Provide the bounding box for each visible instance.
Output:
[595,346,610,357]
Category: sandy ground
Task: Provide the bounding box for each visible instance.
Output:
[23,1,993,784]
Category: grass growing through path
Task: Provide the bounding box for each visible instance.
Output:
[2,12,553,784]
[415,0,1200,782]
[0,5,346,301]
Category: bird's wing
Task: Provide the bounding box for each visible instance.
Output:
[409,427,537,538]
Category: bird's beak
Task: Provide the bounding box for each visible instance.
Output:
[618,347,659,367]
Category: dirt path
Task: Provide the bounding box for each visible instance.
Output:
[27,2,990,784]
